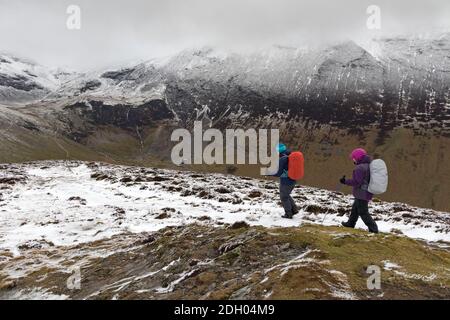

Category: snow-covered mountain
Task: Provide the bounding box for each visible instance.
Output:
[36,34,450,132]
[0,53,75,104]
[0,161,449,299]
[2,34,450,122]
[2,34,449,131]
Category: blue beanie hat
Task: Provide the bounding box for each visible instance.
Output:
[277,143,287,153]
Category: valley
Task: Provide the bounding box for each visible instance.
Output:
[1,34,450,211]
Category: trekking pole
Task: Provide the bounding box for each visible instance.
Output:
[335,182,344,194]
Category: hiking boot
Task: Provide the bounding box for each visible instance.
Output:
[292,210,299,216]
[341,221,354,228]
[281,214,293,219]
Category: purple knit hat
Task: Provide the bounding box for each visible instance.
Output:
[350,148,367,162]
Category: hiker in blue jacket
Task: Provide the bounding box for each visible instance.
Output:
[270,143,299,219]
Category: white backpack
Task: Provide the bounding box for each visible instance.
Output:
[368,159,388,195]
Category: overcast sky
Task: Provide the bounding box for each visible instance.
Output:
[0,0,449,70]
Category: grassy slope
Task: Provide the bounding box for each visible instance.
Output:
[1,224,449,299]
[274,225,450,299]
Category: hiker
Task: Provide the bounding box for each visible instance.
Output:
[340,148,379,233]
[269,143,299,219]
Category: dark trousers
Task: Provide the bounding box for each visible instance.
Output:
[346,199,379,233]
[280,184,298,217]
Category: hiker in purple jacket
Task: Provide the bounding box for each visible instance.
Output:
[340,148,379,233]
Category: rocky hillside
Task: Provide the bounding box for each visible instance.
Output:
[0,161,449,299]
[38,35,450,132]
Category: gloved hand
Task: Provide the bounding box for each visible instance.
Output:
[340,175,346,184]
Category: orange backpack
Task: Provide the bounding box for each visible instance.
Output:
[288,151,304,180]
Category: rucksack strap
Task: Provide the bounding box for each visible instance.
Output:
[359,163,370,191]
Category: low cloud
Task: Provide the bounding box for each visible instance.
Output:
[0,0,449,70]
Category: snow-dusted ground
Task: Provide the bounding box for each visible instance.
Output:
[0,161,449,257]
